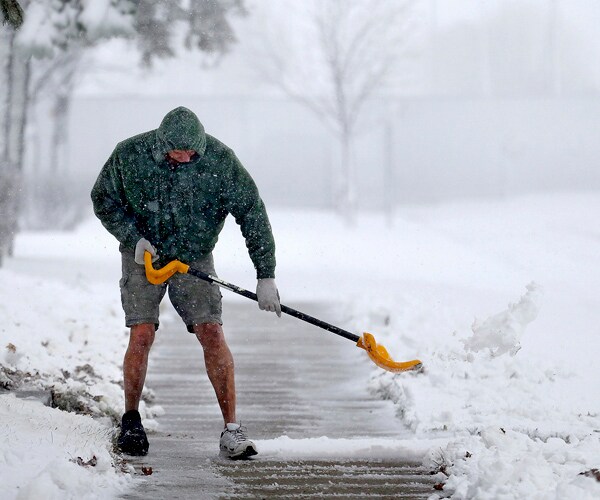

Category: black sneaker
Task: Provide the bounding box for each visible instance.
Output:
[117,410,149,456]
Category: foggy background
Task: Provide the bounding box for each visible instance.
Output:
[3,0,600,233]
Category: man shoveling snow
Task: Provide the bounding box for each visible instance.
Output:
[91,106,281,459]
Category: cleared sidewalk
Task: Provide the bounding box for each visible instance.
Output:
[121,301,435,499]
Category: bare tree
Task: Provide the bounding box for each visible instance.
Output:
[135,0,246,67]
[0,0,30,262]
[0,0,247,260]
[0,0,138,260]
[0,0,23,29]
[23,48,85,229]
[255,0,414,223]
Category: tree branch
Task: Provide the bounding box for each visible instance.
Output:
[1,0,24,30]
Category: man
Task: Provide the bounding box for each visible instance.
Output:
[91,106,281,459]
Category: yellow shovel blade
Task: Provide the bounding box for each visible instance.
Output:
[356,333,422,373]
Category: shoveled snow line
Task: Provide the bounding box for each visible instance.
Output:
[254,435,447,460]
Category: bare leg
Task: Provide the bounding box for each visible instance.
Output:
[193,323,236,426]
[124,323,155,412]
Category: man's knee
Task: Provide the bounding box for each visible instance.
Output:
[193,322,224,348]
[129,323,155,351]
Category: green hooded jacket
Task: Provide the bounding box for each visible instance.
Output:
[91,107,276,279]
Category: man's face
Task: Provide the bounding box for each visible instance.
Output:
[167,150,196,163]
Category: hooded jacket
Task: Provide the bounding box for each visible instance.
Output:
[91,107,275,279]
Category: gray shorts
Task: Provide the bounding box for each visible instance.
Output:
[119,249,223,332]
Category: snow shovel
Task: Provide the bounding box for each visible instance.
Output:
[144,252,422,373]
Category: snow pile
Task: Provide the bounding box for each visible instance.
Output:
[433,428,600,500]
[355,284,600,499]
[0,254,157,499]
[324,194,600,499]
[462,282,542,357]
[0,268,159,422]
[0,394,130,500]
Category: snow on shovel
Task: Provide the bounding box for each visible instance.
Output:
[144,252,422,373]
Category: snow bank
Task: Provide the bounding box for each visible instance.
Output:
[463,282,542,357]
[341,194,600,499]
[433,428,600,500]
[0,224,153,499]
[0,268,159,422]
[212,193,600,497]
[0,395,129,500]
[356,282,600,498]
[361,286,572,432]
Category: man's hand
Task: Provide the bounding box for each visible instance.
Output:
[134,238,159,265]
[256,278,281,317]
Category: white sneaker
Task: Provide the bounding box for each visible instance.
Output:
[219,423,258,459]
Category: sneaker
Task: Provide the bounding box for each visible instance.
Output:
[117,410,149,456]
[219,423,258,459]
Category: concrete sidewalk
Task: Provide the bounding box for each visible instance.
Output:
[121,302,434,499]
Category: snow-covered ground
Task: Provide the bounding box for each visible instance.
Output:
[1,192,599,499]
[0,227,160,498]
[0,395,130,500]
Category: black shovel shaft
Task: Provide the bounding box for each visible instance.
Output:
[186,267,361,343]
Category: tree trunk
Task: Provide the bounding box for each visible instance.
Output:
[43,53,79,229]
[49,52,78,174]
[0,24,31,263]
[22,49,81,229]
[336,131,357,226]
[383,119,394,227]
[0,27,17,263]
[548,0,561,97]
[49,88,74,177]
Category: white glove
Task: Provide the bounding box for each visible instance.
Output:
[134,238,159,265]
[256,278,281,317]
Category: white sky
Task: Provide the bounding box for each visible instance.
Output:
[76,0,600,98]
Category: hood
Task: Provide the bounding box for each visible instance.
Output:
[152,106,207,163]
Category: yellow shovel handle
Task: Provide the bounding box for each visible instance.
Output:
[144,251,189,285]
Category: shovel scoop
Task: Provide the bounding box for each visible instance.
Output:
[145,252,422,373]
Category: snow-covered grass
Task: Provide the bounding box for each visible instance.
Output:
[1,267,125,416]
[0,221,157,499]
[0,395,130,500]
[0,267,160,423]
[1,191,599,498]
